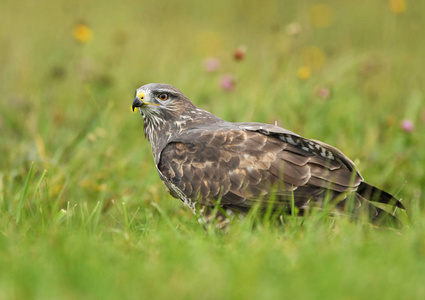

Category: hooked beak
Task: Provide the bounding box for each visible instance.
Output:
[132,97,144,112]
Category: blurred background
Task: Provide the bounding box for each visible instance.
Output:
[1,1,425,298]
[1,0,424,211]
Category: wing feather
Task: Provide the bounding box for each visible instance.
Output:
[157,128,362,211]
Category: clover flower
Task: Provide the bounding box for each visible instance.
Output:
[220,75,235,91]
[401,119,414,133]
[204,57,221,72]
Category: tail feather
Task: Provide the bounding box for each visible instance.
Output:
[356,182,405,210]
[352,193,402,227]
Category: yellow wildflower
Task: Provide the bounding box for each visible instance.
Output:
[73,23,93,43]
[389,0,406,14]
[297,66,311,81]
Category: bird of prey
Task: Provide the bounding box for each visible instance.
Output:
[132,83,404,225]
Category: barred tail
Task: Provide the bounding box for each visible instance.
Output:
[356,182,405,210]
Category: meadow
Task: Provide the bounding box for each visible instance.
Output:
[1,0,425,299]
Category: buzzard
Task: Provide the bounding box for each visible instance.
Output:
[132,83,404,224]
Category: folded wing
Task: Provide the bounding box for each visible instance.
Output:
[158,126,363,213]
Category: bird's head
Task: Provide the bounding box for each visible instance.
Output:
[132,83,195,122]
[133,83,204,148]
[133,83,223,149]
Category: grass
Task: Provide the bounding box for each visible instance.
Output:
[1,0,425,299]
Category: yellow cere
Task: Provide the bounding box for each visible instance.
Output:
[134,91,160,108]
[136,92,145,100]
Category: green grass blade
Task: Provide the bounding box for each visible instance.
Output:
[16,162,35,225]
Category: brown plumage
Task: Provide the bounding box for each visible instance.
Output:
[132,83,404,225]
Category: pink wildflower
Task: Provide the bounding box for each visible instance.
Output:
[204,57,221,72]
[401,119,414,133]
[220,75,235,91]
[316,87,330,100]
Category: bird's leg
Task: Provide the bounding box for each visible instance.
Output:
[197,205,232,230]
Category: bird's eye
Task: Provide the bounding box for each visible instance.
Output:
[158,93,168,101]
